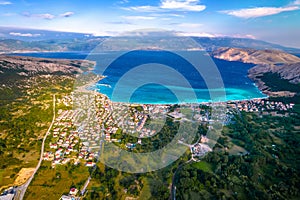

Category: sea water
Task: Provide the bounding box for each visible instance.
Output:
[11,51,267,104]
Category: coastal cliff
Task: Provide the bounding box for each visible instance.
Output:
[212,47,300,97]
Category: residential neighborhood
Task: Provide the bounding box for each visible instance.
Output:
[227,98,295,113]
[43,91,295,171]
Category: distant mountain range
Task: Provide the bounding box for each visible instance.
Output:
[0,38,107,53]
[0,27,299,54]
[0,27,93,41]
[192,37,300,53]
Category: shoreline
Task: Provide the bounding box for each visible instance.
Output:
[7,51,272,104]
[86,85,269,106]
[80,74,269,106]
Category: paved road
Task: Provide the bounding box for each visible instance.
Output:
[170,135,202,200]
[80,101,108,197]
[170,158,193,200]
[15,94,56,200]
[80,134,104,196]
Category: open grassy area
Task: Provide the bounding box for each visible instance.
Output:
[0,75,74,191]
[191,161,213,173]
[139,178,151,200]
[25,162,89,200]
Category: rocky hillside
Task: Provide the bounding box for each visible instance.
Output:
[212,47,300,97]
[249,63,300,84]
[212,47,300,65]
[0,55,95,77]
[248,63,300,97]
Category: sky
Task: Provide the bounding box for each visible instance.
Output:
[0,0,300,47]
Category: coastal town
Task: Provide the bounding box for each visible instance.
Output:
[2,82,295,200]
[41,90,295,171]
[0,90,296,199]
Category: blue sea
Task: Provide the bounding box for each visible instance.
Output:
[11,51,267,104]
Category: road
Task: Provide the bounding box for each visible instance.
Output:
[170,158,193,200]
[80,130,105,196]
[15,94,56,200]
[79,94,110,197]
[170,135,202,200]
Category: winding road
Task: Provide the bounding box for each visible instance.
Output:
[170,135,202,200]
[15,94,56,200]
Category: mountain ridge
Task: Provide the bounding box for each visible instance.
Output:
[212,47,300,65]
[1,36,299,54]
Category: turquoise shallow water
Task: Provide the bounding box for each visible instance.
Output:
[11,51,267,104]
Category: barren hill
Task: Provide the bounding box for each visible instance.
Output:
[212,47,300,65]
[212,47,300,97]
[0,55,95,76]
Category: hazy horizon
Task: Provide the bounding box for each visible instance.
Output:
[0,0,300,47]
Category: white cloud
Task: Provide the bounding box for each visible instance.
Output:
[176,32,217,37]
[22,12,55,20]
[160,0,206,11]
[37,13,55,20]
[293,0,300,5]
[22,12,74,19]
[9,32,41,37]
[221,6,299,18]
[119,0,129,4]
[150,13,184,18]
[123,5,160,12]
[244,34,256,39]
[232,34,256,39]
[176,32,257,39]
[0,1,12,5]
[60,12,74,18]
[122,15,156,20]
[123,0,206,12]
[177,23,203,28]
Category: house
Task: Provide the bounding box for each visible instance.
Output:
[65,150,70,155]
[126,143,136,149]
[69,188,78,196]
[54,158,61,164]
[62,158,70,164]
[85,162,95,167]
[74,159,80,165]
[105,133,111,141]
[50,143,58,149]
[60,195,75,200]
[88,154,94,160]
[137,139,142,145]
[78,153,84,159]
[111,139,120,143]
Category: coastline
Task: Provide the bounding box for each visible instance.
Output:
[8,51,271,104]
[85,84,269,106]
[79,73,269,106]
[6,51,270,105]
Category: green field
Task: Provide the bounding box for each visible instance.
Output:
[191,161,212,173]
[25,162,89,200]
